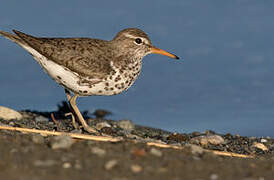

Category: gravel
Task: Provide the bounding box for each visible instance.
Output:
[0,108,273,179]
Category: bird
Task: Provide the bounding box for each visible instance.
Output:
[0,28,179,134]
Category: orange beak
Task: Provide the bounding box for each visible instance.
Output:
[150,46,179,59]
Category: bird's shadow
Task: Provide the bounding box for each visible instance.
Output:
[23,100,112,120]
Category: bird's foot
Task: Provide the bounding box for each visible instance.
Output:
[81,123,100,135]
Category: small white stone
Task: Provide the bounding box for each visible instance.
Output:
[131,164,142,173]
[96,122,111,130]
[118,119,135,131]
[104,159,118,170]
[34,160,57,167]
[8,121,15,126]
[150,148,162,157]
[260,138,267,143]
[190,135,225,146]
[210,174,218,180]
[32,134,45,144]
[50,135,74,150]
[62,162,71,169]
[0,106,22,120]
[186,144,205,155]
[91,147,106,157]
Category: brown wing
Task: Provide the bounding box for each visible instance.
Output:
[0,30,29,46]
[13,30,114,79]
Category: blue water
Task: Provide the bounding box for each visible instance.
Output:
[1,1,274,137]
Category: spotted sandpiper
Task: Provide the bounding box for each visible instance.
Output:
[0,28,179,134]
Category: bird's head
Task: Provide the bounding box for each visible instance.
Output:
[111,28,179,61]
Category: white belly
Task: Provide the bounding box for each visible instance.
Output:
[19,44,141,96]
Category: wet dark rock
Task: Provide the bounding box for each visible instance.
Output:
[100,127,116,135]
[167,133,189,143]
[191,131,201,137]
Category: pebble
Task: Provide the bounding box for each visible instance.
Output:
[186,144,205,155]
[167,133,189,142]
[117,119,135,131]
[191,131,201,137]
[260,139,267,143]
[32,134,45,144]
[70,129,82,134]
[190,135,225,146]
[149,148,162,157]
[8,121,15,126]
[252,142,268,151]
[125,134,143,140]
[132,148,146,157]
[210,174,218,180]
[0,106,22,120]
[10,148,18,153]
[35,115,49,122]
[62,162,72,169]
[96,122,111,130]
[91,147,106,157]
[131,164,142,173]
[50,135,74,150]
[104,159,118,170]
[33,159,57,167]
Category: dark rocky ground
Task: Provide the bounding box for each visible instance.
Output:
[0,102,273,180]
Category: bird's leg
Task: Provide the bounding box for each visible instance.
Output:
[65,112,79,129]
[69,95,99,134]
[65,89,72,101]
[64,89,79,129]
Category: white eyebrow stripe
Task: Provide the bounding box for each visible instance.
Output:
[124,33,149,44]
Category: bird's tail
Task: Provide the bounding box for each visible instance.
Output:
[0,30,28,46]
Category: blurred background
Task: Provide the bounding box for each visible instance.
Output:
[0,1,274,137]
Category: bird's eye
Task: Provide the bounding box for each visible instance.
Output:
[135,38,142,44]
